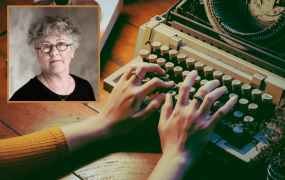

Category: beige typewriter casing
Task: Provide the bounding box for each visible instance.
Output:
[104,17,285,171]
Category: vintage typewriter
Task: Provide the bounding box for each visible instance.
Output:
[104,0,285,172]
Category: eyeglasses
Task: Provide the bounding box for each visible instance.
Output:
[36,42,72,53]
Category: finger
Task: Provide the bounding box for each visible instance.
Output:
[190,79,220,110]
[207,95,238,130]
[176,70,197,106]
[199,86,228,115]
[130,63,165,85]
[133,93,166,120]
[159,93,173,127]
[139,77,175,97]
[121,64,137,81]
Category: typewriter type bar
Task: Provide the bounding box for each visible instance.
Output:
[104,17,285,172]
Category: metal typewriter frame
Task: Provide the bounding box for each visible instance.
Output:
[104,14,285,172]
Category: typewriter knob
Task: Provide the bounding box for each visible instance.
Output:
[242,84,251,96]
[169,50,178,58]
[152,42,161,50]
[160,74,170,82]
[244,116,254,126]
[200,79,209,86]
[148,54,157,63]
[248,103,259,115]
[222,75,232,86]
[239,98,249,110]
[140,49,149,59]
[232,80,242,92]
[165,62,174,72]
[213,71,223,80]
[157,58,166,67]
[177,54,187,64]
[262,93,273,104]
[182,70,190,80]
[161,46,169,53]
[195,62,204,71]
[252,89,262,101]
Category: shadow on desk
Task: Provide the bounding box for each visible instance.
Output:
[28,111,267,180]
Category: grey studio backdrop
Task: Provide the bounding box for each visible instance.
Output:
[9,7,99,100]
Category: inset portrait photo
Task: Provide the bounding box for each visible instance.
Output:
[8,6,99,102]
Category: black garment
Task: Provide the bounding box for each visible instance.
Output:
[10,74,96,101]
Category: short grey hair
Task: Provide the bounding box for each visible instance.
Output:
[27,14,81,51]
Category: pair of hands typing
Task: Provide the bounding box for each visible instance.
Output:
[62,63,237,179]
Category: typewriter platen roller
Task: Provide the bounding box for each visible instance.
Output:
[104,0,285,172]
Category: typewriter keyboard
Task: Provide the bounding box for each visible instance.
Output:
[140,42,277,152]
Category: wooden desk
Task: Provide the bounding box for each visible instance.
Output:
[0,0,267,179]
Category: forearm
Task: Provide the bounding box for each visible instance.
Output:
[61,114,110,155]
[0,127,69,180]
[148,154,193,180]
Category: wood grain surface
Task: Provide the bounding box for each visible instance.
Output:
[1,0,261,180]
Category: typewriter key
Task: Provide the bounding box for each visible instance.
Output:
[213,71,223,84]
[167,90,176,100]
[189,87,196,99]
[248,103,258,115]
[177,54,187,67]
[242,84,251,98]
[200,79,208,86]
[182,70,190,81]
[166,62,174,79]
[160,74,170,82]
[161,46,170,60]
[194,76,201,89]
[252,89,262,101]
[140,49,149,63]
[174,66,183,83]
[142,77,150,84]
[195,62,204,77]
[239,98,249,111]
[157,58,166,70]
[222,75,232,87]
[186,58,196,71]
[262,93,273,104]
[148,54,157,64]
[234,111,244,123]
[152,42,161,57]
[169,50,178,65]
[177,82,183,92]
[204,66,214,80]
[232,80,242,93]
[244,116,254,126]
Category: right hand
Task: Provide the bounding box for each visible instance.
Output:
[158,70,237,168]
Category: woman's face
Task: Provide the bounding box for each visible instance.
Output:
[36,30,75,75]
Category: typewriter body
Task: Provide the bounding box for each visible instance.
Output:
[104,0,285,172]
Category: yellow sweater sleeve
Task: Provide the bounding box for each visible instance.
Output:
[0,126,69,180]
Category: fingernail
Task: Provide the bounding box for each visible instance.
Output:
[191,70,197,75]
[222,86,227,90]
[214,79,220,83]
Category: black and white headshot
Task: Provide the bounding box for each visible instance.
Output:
[8,7,99,101]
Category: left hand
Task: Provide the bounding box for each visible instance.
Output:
[99,63,175,138]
